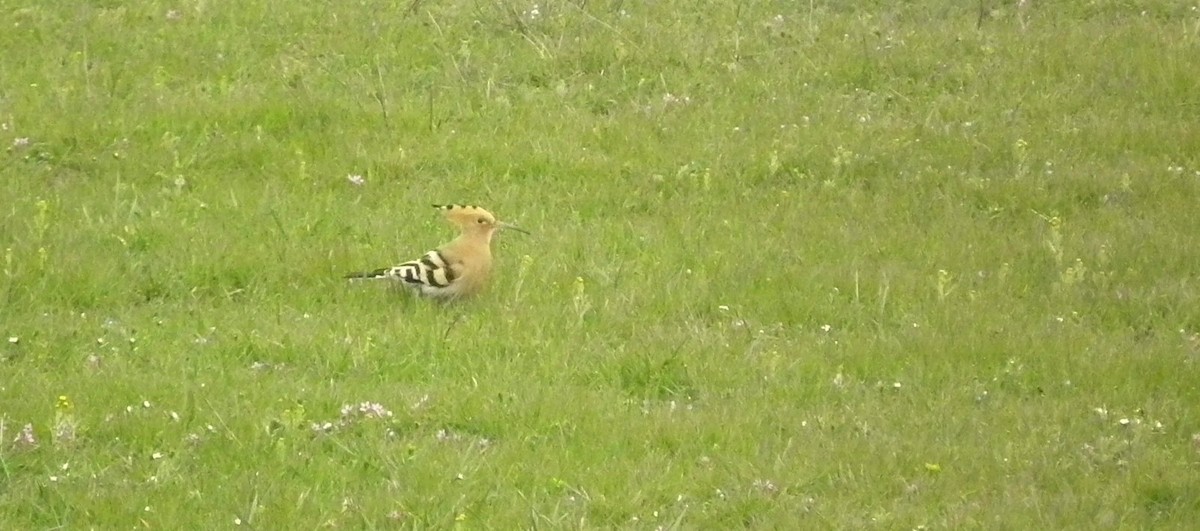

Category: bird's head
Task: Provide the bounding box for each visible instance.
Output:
[434,204,529,238]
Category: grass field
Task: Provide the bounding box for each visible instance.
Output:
[3,0,1200,528]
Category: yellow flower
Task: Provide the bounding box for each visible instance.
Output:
[53,395,79,445]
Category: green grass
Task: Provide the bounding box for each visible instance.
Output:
[3,0,1200,527]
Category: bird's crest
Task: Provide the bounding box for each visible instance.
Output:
[432,204,497,228]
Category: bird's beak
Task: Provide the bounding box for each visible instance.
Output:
[498,222,530,235]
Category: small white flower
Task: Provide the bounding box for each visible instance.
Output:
[1118,418,1131,426]
[661,93,691,105]
[411,394,430,410]
[820,324,832,332]
[151,451,164,460]
[6,336,17,344]
[346,174,365,186]
[752,479,778,493]
[11,137,30,148]
[13,422,37,446]
[362,402,392,418]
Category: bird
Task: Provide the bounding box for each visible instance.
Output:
[344,204,528,300]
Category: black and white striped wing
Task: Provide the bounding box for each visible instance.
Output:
[346,250,460,293]
[386,251,458,288]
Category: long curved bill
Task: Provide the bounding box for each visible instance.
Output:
[498,221,530,235]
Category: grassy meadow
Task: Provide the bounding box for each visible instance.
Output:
[2,0,1200,527]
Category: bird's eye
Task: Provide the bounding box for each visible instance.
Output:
[477,217,488,224]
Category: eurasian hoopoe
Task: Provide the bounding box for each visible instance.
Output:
[344,204,528,300]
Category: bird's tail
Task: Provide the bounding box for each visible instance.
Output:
[344,268,391,280]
